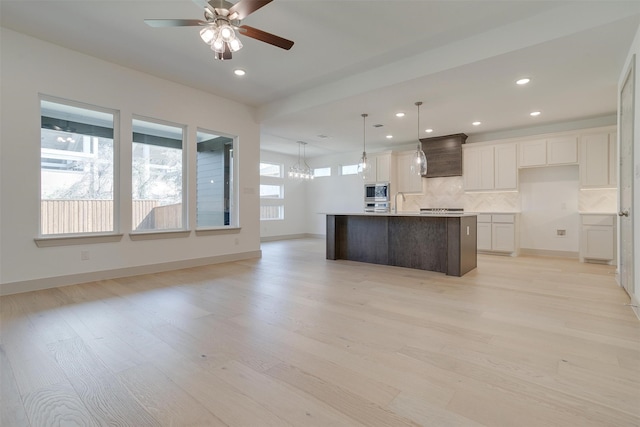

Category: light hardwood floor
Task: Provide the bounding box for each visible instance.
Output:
[1,238,639,426]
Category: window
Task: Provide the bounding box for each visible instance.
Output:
[341,164,359,175]
[40,98,116,235]
[260,205,284,221]
[313,167,331,177]
[196,129,236,228]
[260,160,285,221]
[260,162,282,178]
[260,184,283,199]
[132,117,184,231]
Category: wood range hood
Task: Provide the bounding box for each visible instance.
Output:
[419,133,467,178]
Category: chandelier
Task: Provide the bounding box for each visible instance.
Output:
[199,16,242,60]
[288,141,314,180]
[357,113,370,180]
[411,101,428,176]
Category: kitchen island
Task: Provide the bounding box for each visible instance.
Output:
[326,212,477,277]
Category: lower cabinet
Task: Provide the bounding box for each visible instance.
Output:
[476,213,519,256]
[580,214,616,264]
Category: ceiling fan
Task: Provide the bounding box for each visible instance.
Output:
[144,0,294,60]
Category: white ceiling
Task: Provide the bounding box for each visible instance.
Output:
[2,0,639,157]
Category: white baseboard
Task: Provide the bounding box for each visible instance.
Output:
[518,248,579,259]
[630,292,640,321]
[260,233,323,242]
[0,250,262,296]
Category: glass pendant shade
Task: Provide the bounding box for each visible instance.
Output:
[357,113,369,180]
[411,143,428,176]
[411,101,428,176]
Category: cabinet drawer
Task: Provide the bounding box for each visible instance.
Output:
[492,214,515,224]
[477,214,492,223]
[582,215,614,226]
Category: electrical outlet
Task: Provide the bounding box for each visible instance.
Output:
[81,250,90,261]
[556,229,566,237]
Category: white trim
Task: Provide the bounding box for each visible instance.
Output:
[34,233,124,247]
[128,230,191,240]
[260,233,319,242]
[518,248,579,259]
[0,250,262,296]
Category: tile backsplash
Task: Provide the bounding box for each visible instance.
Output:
[578,188,617,212]
[402,176,521,212]
[402,177,617,213]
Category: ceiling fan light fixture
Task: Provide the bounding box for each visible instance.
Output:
[219,24,235,42]
[228,37,243,52]
[211,38,225,53]
[199,26,217,44]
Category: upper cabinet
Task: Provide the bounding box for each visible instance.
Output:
[364,152,395,184]
[519,136,577,167]
[396,151,423,193]
[579,132,617,188]
[463,143,517,191]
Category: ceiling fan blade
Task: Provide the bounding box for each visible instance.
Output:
[144,19,205,27]
[237,25,294,50]
[228,0,272,20]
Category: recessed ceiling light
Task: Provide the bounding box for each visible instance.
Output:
[530,111,541,117]
[386,135,393,139]
[425,128,433,133]
[233,69,246,76]
[516,77,530,85]
[395,112,405,117]
[472,121,481,126]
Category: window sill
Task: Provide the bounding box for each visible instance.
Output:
[195,227,241,236]
[35,233,124,247]
[129,230,191,241]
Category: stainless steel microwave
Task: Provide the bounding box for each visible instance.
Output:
[364,183,390,202]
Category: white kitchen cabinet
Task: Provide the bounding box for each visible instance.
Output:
[494,143,518,190]
[519,139,547,167]
[463,146,494,190]
[475,213,518,255]
[364,152,394,184]
[395,151,422,193]
[476,215,493,251]
[547,136,578,165]
[579,132,617,188]
[519,136,577,168]
[580,214,616,264]
[464,143,516,191]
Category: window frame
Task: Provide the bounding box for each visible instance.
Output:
[195,127,240,232]
[130,115,187,234]
[313,166,332,178]
[341,163,359,176]
[36,94,122,245]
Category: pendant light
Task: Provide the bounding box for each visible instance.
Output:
[357,113,369,180]
[288,141,313,180]
[411,101,428,176]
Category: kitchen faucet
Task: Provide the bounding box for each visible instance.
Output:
[394,192,405,214]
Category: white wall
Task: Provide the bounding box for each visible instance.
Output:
[519,166,580,254]
[0,28,261,290]
[619,23,640,309]
[259,149,308,239]
[305,151,367,235]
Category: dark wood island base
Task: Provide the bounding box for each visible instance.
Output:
[326,213,477,277]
